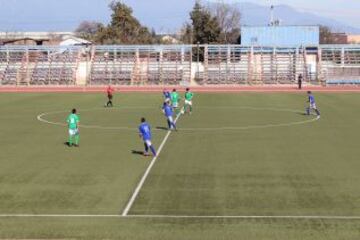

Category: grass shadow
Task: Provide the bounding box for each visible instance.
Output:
[156,126,169,131]
[131,150,145,155]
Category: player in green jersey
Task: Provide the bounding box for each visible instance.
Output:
[66,108,80,147]
[171,89,180,114]
[182,88,194,114]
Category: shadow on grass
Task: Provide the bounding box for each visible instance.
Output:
[296,112,308,116]
[131,150,145,155]
[156,126,169,131]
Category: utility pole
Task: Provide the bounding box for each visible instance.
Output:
[270,5,274,26]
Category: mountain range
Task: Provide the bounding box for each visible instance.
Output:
[0,0,359,34]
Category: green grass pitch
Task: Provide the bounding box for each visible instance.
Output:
[0,92,360,239]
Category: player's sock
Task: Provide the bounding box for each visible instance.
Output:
[167,119,171,129]
[110,101,113,107]
[150,146,157,156]
[186,105,190,113]
[306,107,310,115]
[144,143,149,153]
[68,136,73,146]
[189,105,192,113]
[171,122,177,130]
[75,135,80,145]
[315,109,320,116]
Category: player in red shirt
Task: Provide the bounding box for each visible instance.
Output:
[106,85,115,107]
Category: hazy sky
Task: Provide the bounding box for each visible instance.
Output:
[231,0,360,27]
[0,0,359,31]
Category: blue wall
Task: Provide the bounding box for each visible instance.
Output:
[241,26,320,46]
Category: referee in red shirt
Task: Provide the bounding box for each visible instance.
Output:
[106,85,115,107]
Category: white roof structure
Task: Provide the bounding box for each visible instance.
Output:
[0,32,92,45]
[60,36,92,46]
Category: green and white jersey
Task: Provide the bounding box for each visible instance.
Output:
[185,92,194,101]
[171,92,180,103]
[66,114,80,130]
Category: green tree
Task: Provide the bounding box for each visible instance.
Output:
[189,1,222,44]
[180,23,193,44]
[209,2,241,44]
[75,21,104,42]
[320,26,336,44]
[77,1,156,44]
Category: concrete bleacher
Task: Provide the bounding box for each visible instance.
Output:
[0,46,80,85]
[326,80,360,85]
[0,45,359,86]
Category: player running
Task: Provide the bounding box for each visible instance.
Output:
[170,89,180,114]
[66,108,80,147]
[138,117,157,157]
[105,85,115,107]
[306,91,321,117]
[182,88,194,114]
[163,89,171,103]
[163,100,177,131]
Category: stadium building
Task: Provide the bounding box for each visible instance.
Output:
[0,32,91,46]
[240,26,320,46]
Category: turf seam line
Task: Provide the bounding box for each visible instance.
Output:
[1,214,360,220]
[121,113,182,216]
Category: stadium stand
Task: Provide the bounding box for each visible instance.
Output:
[0,45,359,86]
[89,45,191,86]
[0,46,80,85]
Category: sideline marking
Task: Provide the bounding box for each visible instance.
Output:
[127,214,360,220]
[121,113,182,216]
[0,214,360,220]
[37,106,319,131]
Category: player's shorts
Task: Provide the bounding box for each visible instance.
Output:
[167,116,174,123]
[144,140,152,147]
[184,100,192,106]
[172,102,179,108]
[108,94,113,100]
[68,128,79,136]
[310,103,317,109]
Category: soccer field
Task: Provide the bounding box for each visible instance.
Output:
[0,92,360,239]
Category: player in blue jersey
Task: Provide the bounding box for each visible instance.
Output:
[138,118,157,157]
[162,100,177,131]
[163,89,171,103]
[306,91,320,117]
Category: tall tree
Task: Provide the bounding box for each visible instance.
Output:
[76,1,156,44]
[75,21,104,41]
[107,1,154,44]
[180,23,193,44]
[209,2,241,44]
[189,1,222,44]
[320,26,336,44]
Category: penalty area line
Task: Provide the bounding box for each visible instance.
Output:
[121,113,182,216]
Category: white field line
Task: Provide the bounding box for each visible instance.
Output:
[121,113,182,216]
[37,106,319,131]
[0,214,360,220]
[0,214,120,218]
[127,214,360,220]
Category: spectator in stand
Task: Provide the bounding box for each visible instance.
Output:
[298,74,303,90]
